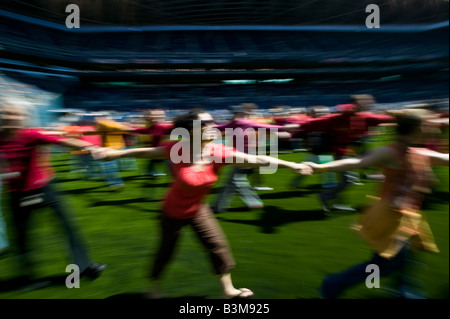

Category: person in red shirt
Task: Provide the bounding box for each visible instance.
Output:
[0,101,106,281]
[294,95,395,212]
[92,108,312,299]
[131,109,173,178]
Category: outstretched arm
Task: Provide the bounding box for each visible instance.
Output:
[229,151,313,175]
[305,146,395,173]
[57,138,96,150]
[90,146,167,161]
[413,149,449,166]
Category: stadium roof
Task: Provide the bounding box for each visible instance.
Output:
[1,0,449,26]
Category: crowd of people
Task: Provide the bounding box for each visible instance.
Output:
[0,93,448,299]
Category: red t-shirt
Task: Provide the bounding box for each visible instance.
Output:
[294,112,394,157]
[134,123,174,147]
[79,125,102,146]
[0,129,63,192]
[162,141,236,219]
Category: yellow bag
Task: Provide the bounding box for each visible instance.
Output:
[353,197,439,259]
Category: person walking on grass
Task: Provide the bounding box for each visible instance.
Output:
[0,171,20,257]
[296,94,395,212]
[0,100,106,281]
[91,108,312,299]
[212,104,287,213]
[304,110,449,299]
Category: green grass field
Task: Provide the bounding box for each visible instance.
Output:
[0,149,448,299]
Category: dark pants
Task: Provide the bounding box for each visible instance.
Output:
[320,243,411,299]
[146,159,169,176]
[9,181,93,275]
[151,205,236,279]
[320,171,351,201]
[320,154,351,202]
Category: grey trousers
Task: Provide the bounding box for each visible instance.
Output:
[213,167,263,213]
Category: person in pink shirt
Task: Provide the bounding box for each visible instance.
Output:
[92,108,312,299]
[0,101,106,281]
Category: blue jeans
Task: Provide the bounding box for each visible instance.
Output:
[100,160,124,188]
[320,243,411,299]
[80,154,102,180]
[118,147,138,172]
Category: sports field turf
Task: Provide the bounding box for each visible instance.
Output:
[0,149,448,299]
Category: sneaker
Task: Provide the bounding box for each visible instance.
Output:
[332,204,356,212]
[346,173,364,185]
[152,172,167,177]
[109,184,124,191]
[253,186,274,191]
[365,173,386,182]
[81,263,107,280]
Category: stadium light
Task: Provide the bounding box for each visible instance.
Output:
[222,79,294,85]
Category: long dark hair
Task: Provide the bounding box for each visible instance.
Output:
[395,113,422,136]
[172,108,205,132]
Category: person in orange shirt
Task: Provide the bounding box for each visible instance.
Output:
[304,110,449,299]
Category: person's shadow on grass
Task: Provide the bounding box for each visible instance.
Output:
[105,292,207,300]
[217,205,327,234]
[89,198,161,207]
[0,274,70,293]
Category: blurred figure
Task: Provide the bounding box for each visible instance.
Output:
[92,114,135,190]
[0,175,8,256]
[212,104,285,213]
[295,94,395,212]
[75,114,103,180]
[59,115,103,180]
[0,172,20,257]
[0,100,106,280]
[305,111,449,299]
[91,108,311,299]
[288,106,333,189]
[131,109,173,178]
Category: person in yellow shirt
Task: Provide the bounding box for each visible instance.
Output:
[94,115,136,190]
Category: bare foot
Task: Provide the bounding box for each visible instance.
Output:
[224,288,254,299]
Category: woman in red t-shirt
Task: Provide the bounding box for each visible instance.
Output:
[92,109,311,299]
